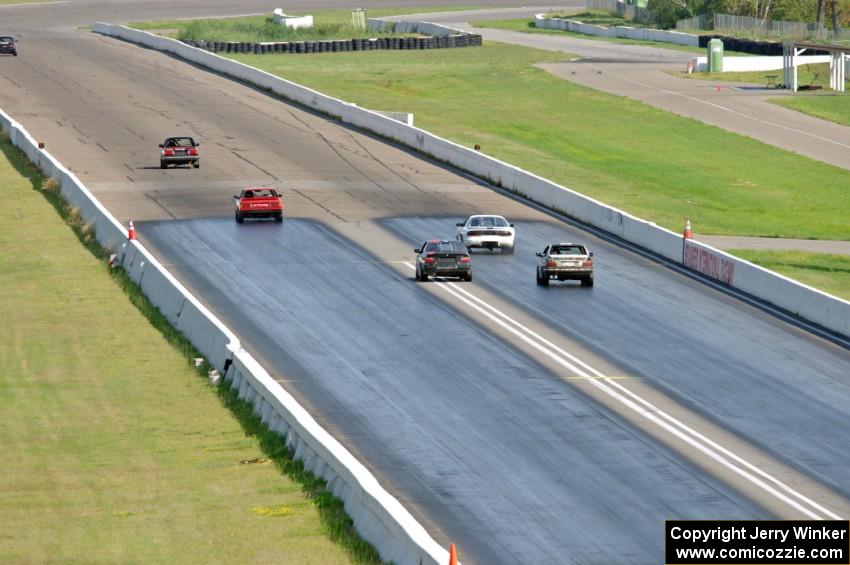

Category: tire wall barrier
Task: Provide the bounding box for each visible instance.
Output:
[92,21,849,330]
[534,13,700,46]
[183,19,480,55]
[1,100,450,565]
[697,34,790,56]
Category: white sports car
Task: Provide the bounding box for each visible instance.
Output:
[456,215,516,254]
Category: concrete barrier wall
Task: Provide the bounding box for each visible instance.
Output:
[0,106,240,371]
[1,109,127,253]
[683,240,850,336]
[227,351,448,565]
[368,17,462,37]
[91,23,848,333]
[373,110,414,126]
[272,9,313,29]
[1,102,450,565]
[690,55,831,72]
[534,14,700,46]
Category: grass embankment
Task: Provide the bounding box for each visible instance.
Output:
[0,137,379,563]
[729,250,850,301]
[770,95,850,127]
[675,63,841,89]
[129,6,484,41]
[224,43,850,240]
[470,17,713,56]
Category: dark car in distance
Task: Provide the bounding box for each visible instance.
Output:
[415,240,472,282]
[159,136,199,169]
[0,37,17,57]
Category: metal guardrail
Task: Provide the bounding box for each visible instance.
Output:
[676,14,711,31]
[677,12,850,41]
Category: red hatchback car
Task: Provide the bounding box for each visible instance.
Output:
[234,188,283,223]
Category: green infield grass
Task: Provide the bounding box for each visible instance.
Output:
[728,249,850,302]
[221,43,849,240]
[770,94,850,127]
[0,137,378,563]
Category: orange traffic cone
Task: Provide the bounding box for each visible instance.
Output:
[128,220,136,241]
[683,219,693,240]
[448,543,458,565]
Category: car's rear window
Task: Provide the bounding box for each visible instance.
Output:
[244,189,276,198]
[550,245,586,255]
[167,137,195,147]
[468,216,508,228]
[425,241,467,254]
[0,37,13,44]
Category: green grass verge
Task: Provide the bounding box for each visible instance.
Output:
[728,249,850,302]
[673,63,842,89]
[0,0,48,4]
[469,17,720,56]
[221,43,849,240]
[0,135,380,564]
[770,94,850,127]
[129,6,488,41]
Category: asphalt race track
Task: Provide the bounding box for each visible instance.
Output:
[2,2,849,564]
[140,217,768,563]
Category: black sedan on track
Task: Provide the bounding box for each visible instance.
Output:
[0,37,17,57]
[415,240,472,282]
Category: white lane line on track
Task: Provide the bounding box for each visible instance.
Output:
[595,68,850,151]
[404,262,842,520]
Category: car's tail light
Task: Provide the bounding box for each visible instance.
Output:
[423,257,436,264]
[546,260,557,267]
[468,230,481,236]
[187,148,198,156]
[582,260,593,268]
[459,257,471,264]
[163,149,174,156]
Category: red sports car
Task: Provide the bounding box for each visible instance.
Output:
[234,188,283,223]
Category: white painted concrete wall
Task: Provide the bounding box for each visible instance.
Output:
[90,22,850,341]
[534,13,699,46]
[366,17,463,37]
[690,54,830,73]
[272,9,313,29]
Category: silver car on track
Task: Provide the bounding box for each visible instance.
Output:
[536,243,594,287]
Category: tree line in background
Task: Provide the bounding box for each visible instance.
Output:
[647,0,849,31]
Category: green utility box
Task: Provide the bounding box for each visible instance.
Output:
[708,38,724,73]
[351,8,366,31]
